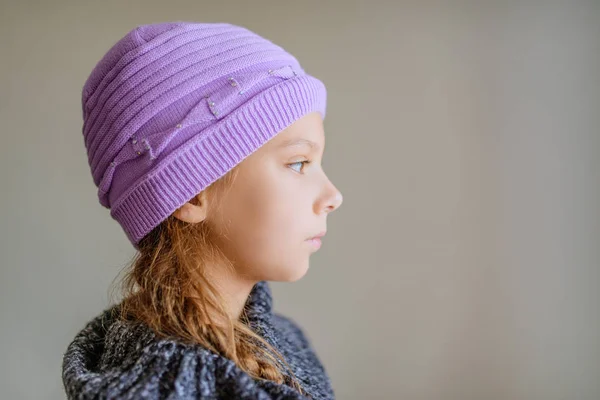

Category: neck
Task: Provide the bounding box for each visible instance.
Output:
[221,277,258,321]
[205,270,259,323]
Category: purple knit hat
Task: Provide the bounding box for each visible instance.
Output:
[82,21,327,249]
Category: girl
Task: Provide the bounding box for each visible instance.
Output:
[61,21,343,399]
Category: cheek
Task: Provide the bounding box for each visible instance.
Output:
[238,184,299,244]
[224,178,307,267]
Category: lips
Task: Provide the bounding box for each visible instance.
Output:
[307,237,322,250]
[307,231,326,240]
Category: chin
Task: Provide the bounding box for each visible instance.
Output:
[287,270,308,283]
[273,262,310,283]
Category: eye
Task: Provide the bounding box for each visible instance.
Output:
[287,160,311,174]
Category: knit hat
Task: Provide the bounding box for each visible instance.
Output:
[82,21,327,249]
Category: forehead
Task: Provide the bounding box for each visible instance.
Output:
[264,111,324,151]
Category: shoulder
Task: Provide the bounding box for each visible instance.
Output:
[62,306,311,400]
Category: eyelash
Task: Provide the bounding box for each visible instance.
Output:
[287,160,312,174]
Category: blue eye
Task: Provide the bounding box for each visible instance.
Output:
[288,160,311,174]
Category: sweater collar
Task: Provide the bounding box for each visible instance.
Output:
[243,280,274,320]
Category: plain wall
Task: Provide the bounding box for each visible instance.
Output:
[0,1,598,399]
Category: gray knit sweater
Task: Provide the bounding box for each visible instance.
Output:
[61,281,335,399]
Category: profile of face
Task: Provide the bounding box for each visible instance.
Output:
[173,111,343,283]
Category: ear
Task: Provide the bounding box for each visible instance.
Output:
[172,190,209,223]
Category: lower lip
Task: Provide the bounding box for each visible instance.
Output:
[307,238,322,249]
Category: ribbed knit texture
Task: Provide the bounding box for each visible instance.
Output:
[82,21,327,249]
[61,281,335,399]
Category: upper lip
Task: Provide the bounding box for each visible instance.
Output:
[308,231,327,240]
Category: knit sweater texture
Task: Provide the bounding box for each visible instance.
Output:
[61,281,335,399]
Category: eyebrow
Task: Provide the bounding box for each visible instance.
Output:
[278,138,322,152]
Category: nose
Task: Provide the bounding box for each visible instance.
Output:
[324,184,343,214]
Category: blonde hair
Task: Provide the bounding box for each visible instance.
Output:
[109,164,305,394]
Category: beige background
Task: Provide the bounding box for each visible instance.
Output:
[1,1,599,399]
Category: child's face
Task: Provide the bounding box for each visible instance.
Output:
[209,111,343,282]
